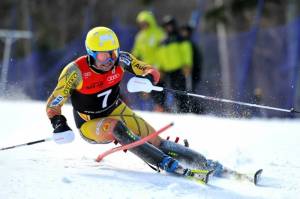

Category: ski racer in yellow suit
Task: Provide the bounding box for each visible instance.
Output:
[46,27,224,178]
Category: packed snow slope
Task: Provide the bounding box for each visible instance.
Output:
[0,100,300,199]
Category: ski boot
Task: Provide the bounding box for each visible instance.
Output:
[159,140,224,177]
[159,156,213,184]
[206,159,224,177]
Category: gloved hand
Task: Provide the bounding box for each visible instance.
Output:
[143,74,155,84]
[50,115,75,144]
[142,68,160,85]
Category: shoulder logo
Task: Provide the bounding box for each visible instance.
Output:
[134,63,147,71]
[119,55,131,66]
[63,72,77,95]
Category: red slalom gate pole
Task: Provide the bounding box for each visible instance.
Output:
[95,122,174,162]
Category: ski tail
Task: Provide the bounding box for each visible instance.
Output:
[223,168,263,185]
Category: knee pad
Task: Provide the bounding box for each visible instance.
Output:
[80,118,118,144]
[111,120,139,145]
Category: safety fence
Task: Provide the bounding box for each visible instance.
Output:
[2,18,300,118]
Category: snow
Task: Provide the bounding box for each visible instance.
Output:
[0,100,300,199]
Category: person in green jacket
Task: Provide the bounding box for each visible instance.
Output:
[132,10,165,68]
[132,11,166,111]
[157,15,193,113]
[179,24,204,114]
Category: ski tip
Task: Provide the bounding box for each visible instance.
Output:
[254,169,263,185]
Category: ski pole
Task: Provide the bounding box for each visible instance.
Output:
[0,137,52,151]
[163,87,300,113]
[127,77,300,114]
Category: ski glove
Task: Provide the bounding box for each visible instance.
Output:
[143,68,160,85]
[141,74,154,84]
[50,115,74,144]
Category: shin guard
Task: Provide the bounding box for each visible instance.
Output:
[159,140,208,168]
[112,121,179,172]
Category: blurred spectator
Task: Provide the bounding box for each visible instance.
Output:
[131,10,165,111]
[132,10,165,67]
[252,87,267,117]
[156,15,192,113]
[179,24,204,114]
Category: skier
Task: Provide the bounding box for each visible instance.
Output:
[46,26,223,182]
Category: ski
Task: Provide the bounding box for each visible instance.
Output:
[188,169,214,184]
[253,169,263,185]
[175,167,214,184]
[223,168,263,185]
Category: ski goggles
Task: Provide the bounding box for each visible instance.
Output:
[89,49,119,65]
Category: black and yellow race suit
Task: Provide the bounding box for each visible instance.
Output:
[46,51,159,144]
